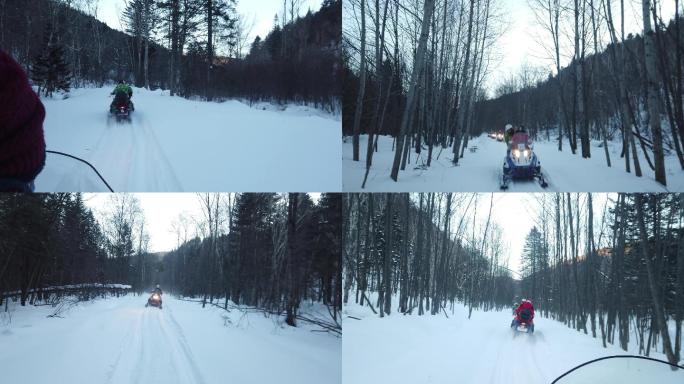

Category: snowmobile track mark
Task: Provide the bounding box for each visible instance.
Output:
[162,306,207,384]
[104,314,139,384]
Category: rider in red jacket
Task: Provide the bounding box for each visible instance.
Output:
[511,299,535,333]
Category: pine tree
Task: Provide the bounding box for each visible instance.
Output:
[32,43,71,97]
[521,226,546,301]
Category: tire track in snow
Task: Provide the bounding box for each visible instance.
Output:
[130,113,183,191]
[159,305,207,384]
[55,112,183,192]
[104,307,144,384]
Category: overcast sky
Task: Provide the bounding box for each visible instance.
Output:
[84,193,204,253]
[92,0,324,51]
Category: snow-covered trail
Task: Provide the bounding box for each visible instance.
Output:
[47,111,182,192]
[36,87,342,192]
[343,302,677,384]
[0,295,340,384]
[343,134,680,191]
[105,302,206,384]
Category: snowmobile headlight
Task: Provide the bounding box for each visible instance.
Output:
[523,149,529,157]
[513,149,520,157]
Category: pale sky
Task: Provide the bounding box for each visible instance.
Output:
[84,193,204,253]
[90,0,324,54]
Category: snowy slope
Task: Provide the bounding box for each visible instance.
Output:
[0,295,340,384]
[36,87,342,192]
[343,301,680,384]
[343,134,683,192]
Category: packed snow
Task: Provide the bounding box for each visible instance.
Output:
[343,299,683,384]
[36,87,341,192]
[0,294,340,384]
[343,134,684,192]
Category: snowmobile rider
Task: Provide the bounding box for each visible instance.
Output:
[151,284,163,307]
[110,80,134,112]
[0,50,46,192]
[511,299,535,333]
[504,124,515,155]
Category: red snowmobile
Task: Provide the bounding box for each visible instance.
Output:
[511,299,534,333]
[146,292,162,309]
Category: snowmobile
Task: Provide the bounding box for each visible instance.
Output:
[511,306,534,334]
[146,292,162,309]
[501,131,548,190]
[109,92,134,122]
[551,355,684,384]
[111,102,131,122]
[511,318,534,334]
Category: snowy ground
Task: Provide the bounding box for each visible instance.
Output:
[36,87,341,192]
[343,134,684,192]
[0,295,340,384]
[343,300,682,384]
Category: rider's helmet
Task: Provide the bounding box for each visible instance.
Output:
[118,80,124,85]
[505,123,513,130]
[156,284,160,289]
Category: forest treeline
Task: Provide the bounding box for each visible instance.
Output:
[343,192,684,367]
[518,193,683,365]
[343,193,514,318]
[0,193,342,331]
[475,3,684,187]
[0,0,341,107]
[0,194,142,307]
[161,193,342,329]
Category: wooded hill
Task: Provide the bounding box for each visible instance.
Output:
[0,0,341,106]
[474,3,684,188]
[518,193,684,363]
[343,193,515,318]
[474,14,684,175]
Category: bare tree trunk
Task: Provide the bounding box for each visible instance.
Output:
[352,0,367,162]
[635,194,677,366]
[641,0,666,185]
[390,0,435,181]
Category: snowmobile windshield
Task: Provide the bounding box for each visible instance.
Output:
[511,132,530,144]
[40,151,114,192]
[552,355,684,384]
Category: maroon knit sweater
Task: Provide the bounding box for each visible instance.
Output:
[0,50,46,182]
